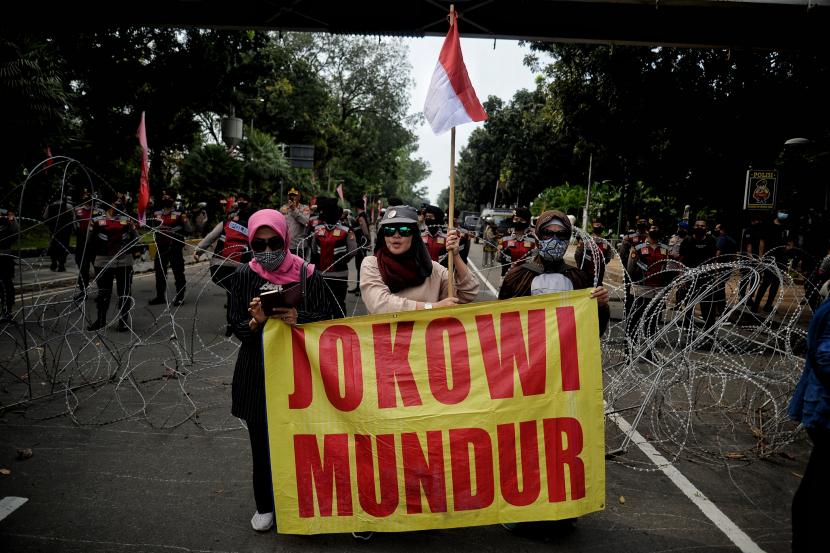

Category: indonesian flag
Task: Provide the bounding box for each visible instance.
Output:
[423,10,487,135]
[336,182,344,202]
[136,112,150,225]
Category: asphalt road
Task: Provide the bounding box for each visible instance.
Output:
[0,242,807,552]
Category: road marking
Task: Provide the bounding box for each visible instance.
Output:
[610,414,766,553]
[0,496,28,522]
[467,258,499,297]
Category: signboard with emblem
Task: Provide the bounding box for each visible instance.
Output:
[743,169,777,210]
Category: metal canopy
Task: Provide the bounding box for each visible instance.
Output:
[9,0,830,50]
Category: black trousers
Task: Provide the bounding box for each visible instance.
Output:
[792,427,830,552]
[0,255,14,314]
[48,232,71,267]
[94,265,133,325]
[325,276,348,318]
[247,419,274,514]
[626,293,664,344]
[754,268,781,311]
[75,241,94,291]
[154,247,186,301]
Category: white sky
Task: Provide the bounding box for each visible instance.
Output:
[404,36,540,204]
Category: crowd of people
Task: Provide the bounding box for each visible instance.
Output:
[2,187,828,548]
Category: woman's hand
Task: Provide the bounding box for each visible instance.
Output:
[249,297,267,325]
[270,307,298,326]
[591,286,609,307]
[445,229,461,255]
[435,296,459,308]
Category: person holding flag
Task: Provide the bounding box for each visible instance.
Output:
[423,4,487,298]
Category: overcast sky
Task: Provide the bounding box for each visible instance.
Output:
[404,36,540,204]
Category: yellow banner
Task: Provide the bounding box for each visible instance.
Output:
[264,289,605,534]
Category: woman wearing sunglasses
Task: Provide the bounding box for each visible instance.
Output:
[359,205,479,314]
[227,209,337,533]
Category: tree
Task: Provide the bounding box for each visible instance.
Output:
[240,128,289,201]
[178,144,243,205]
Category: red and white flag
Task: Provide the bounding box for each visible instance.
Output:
[336,182,344,202]
[136,112,150,225]
[423,10,487,135]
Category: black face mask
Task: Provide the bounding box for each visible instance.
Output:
[649,230,663,241]
[426,221,440,235]
[678,229,688,237]
[513,221,529,231]
[637,224,648,233]
[592,226,604,234]
[161,198,174,209]
[693,227,706,238]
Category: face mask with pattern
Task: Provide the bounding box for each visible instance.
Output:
[254,250,285,271]
[538,237,568,262]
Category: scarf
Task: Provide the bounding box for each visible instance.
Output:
[247,209,314,285]
[375,243,433,293]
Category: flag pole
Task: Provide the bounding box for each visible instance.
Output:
[446,3,457,298]
[448,126,456,298]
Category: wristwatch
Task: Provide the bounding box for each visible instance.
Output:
[424,302,433,310]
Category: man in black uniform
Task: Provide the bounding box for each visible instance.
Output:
[752,209,793,313]
[0,207,20,323]
[148,191,192,306]
[679,219,718,344]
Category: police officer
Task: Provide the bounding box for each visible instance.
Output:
[620,216,651,325]
[148,191,191,306]
[44,195,74,272]
[421,205,448,263]
[449,208,470,265]
[0,206,19,324]
[349,201,372,294]
[497,207,537,277]
[575,219,613,285]
[309,197,357,317]
[280,187,310,255]
[626,222,676,357]
[619,216,650,261]
[73,188,99,295]
[87,194,141,332]
[196,193,253,292]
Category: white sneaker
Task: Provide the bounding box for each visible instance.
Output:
[251,511,274,532]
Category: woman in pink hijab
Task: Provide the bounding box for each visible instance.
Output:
[227,209,337,532]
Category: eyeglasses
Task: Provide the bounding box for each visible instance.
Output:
[539,229,570,240]
[250,236,284,252]
[381,225,415,237]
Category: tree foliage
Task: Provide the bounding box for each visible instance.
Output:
[1,29,430,211]
[458,43,830,229]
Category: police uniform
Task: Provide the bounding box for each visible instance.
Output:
[498,233,538,276]
[280,193,311,254]
[149,208,191,305]
[74,200,101,292]
[574,233,613,285]
[88,212,139,330]
[626,240,675,348]
[310,222,357,316]
[422,229,448,262]
[0,209,20,320]
[209,212,252,290]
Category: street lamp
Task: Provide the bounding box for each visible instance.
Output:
[581,153,593,231]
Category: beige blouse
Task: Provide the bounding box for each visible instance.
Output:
[359,255,480,314]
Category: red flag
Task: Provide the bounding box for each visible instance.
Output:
[336,182,344,202]
[136,112,150,225]
[423,9,487,135]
